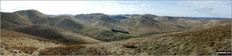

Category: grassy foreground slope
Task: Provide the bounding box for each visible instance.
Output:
[0,29,65,56]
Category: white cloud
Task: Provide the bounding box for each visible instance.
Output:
[1,1,147,15]
[178,3,191,7]
[141,4,151,7]
[198,6,214,12]
[176,1,231,17]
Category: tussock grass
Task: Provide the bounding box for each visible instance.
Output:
[39,44,84,55]
[12,46,38,54]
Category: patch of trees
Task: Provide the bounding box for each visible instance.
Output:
[111,29,129,34]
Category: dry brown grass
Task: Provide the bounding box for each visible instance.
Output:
[1,29,65,55]
[84,46,110,55]
[11,46,38,54]
[39,44,112,55]
[39,44,84,55]
[167,24,231,47]
[145,24,232,54]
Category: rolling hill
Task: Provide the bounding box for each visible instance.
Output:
[1,9,224,43]
[154,16,207,28]
[1,9,231,55]
[1,12,32,30]
[41,21,231,55]
[1,10,102,44]
[1,10,205,42]
[193,19,231,29]
[51,15,85,33]
[119,15,184,34]
[14,24,101,44]
[13,9,49,24]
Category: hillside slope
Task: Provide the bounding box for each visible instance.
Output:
[194,19,231,29]
[1,12,32,30]
[13,9,49,24]
[40,23,231,55]
[0,29,64,55]
[51,15,85,33]
[154,16,207,28]
[103,23,230,55]
[120,16,184,34]
[14,24,101,44]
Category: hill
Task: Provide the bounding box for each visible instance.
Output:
[50,15,85,33]
[4,10,190,42]
[193,19,231,29]
[13,9,49,24]
[176,16,232,20]
[41,22,231,55]
[74,14,185,41]
[1,12,32,30]
[14,24,101,44]
[1,10,103,43]
[154,16,207,28]
[2,9,220,43]
[120,16,184,34]
[1,9,231,55]
[74,13,136,41]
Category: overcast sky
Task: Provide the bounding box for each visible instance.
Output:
[1,1,231,18]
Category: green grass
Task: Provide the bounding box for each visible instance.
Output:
[129,27,137,31]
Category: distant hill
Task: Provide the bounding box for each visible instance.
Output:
[48,14,74,17]
[120,15,184,34]
[110,14,157,19]
[193,19,231,29]
[75,13,106,24]
[111,15,128,19]
[140,14,158,19]
[154,16,207,28]
[175,16,232,20]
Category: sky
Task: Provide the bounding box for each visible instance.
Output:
[1,1,231,18]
